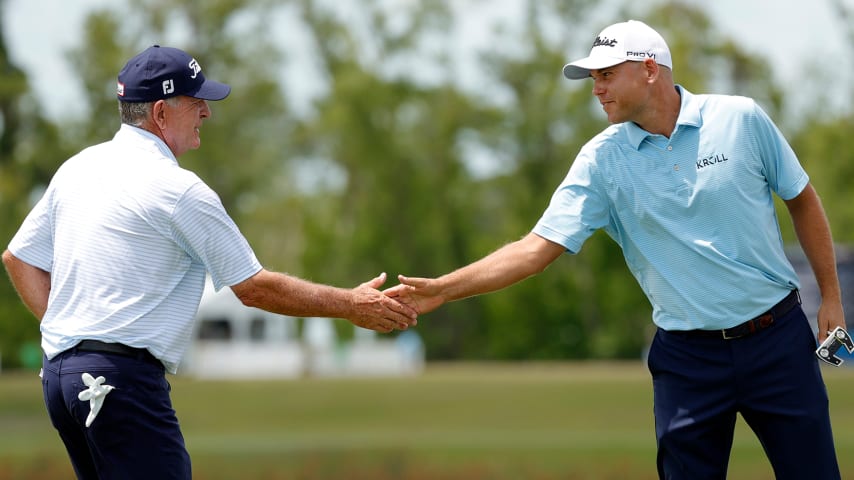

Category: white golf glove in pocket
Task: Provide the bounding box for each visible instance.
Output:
[78,373,115,427]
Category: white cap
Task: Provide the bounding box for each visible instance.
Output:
[563,20,672,80]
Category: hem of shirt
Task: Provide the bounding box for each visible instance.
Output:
[531,225,581,255]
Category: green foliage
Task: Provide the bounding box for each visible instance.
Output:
[0,6,80,367]
[640,3,785,117]
[791,115,854,242]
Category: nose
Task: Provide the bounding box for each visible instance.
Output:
[200,100,211,119]
[592,78,605,97]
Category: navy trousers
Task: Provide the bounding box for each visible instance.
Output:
[648,303,840,479]
[42,347,191,480]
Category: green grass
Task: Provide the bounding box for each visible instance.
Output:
[2,362,853,479]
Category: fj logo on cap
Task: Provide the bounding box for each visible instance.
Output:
[162,79,175,95]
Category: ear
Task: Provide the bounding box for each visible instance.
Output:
[643,58,660,81]
[151,99,168,129]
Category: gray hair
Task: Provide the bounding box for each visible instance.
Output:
[118,97,182,126]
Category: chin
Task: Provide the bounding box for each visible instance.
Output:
[606,113,629,124]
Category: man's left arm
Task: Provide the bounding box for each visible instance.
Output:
[784,184,845,342]
[2,250,51,321]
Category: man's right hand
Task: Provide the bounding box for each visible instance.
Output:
[349,272,418,333]
[383,275,447,316]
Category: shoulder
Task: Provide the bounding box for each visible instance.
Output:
[693,93,782,142]
[582,124,626,153]
[563,125,634,191]
[693,92,761,119]
[576,124,633,167]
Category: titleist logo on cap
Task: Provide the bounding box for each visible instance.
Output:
[592,36,618,47]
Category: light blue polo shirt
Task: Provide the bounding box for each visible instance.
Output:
[533,86,807,330]
[8,125,262,373]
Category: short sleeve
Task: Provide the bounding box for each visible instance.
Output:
[532,149,610,254]
[170,182,262,290]
[750,102,808,200]
[7,187,56,272]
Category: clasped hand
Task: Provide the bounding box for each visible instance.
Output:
[350,272,418,333]
[353,273,445,333]
[383,274,445,316]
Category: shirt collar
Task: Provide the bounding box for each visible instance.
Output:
[624,85,702,150]
[115,123,178,163]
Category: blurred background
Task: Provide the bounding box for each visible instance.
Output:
[1,0,853,478]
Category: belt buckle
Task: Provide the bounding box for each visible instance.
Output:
[721,323,750,340]
[721,329,742,340]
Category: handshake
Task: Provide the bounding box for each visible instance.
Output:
[349,272,445,333]
[344,233,556,333]
[247,234,553,334]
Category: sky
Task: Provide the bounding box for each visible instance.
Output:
[2,0,853,122]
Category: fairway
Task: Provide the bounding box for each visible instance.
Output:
[2,362,853,479]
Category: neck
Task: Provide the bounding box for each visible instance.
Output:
[635,83,681,138]
[137,120,180,156]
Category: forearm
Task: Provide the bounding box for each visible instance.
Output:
[436,233,563,302]
[786,185,841,302]
[233,268,415,332]
[232,269,356,319]
[2,250,51,320]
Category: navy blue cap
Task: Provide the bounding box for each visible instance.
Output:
[116,45,231,102]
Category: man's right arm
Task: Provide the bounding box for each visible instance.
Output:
[386,232,566,315]
[2,250,51,321]
[230,269,417,333]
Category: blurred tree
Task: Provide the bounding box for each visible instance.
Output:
[790,115,854,241]
[649,3,784,118]
[788,0,854,243]
[290,0,506,350]
[0,0,72,368]
[63,0,304,265]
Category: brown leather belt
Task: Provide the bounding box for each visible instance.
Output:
[672,289,801,340]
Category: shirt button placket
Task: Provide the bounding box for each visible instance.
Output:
[668,145,677,171]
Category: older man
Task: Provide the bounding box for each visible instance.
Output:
[3,45,416,479]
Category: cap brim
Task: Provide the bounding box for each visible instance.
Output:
[562,56,626,79]
[189,79,231,101]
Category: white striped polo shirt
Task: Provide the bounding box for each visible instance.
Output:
[533,86,806,330]
[8,124,262,373]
